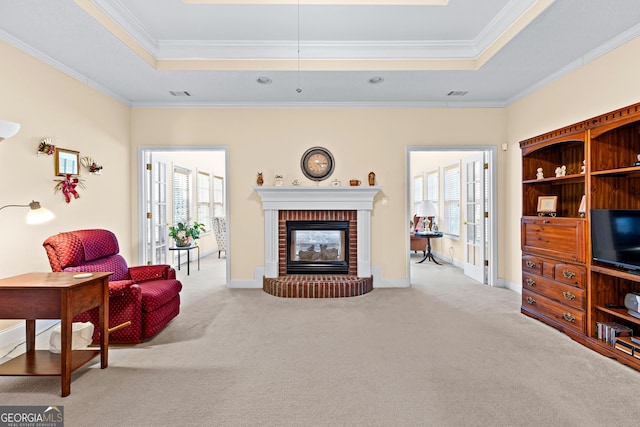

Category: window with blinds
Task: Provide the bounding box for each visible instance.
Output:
[426,169,439,226]
[213,175,224,218]
[173,166,191,225]
[197,171,211,231]
[443,162,461,236]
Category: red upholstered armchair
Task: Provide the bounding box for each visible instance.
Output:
[43,229,182,343]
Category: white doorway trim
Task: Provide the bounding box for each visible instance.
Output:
[137,146,230,284]
[406,145,498,287]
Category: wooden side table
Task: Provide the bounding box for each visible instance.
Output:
[0,272,111,397]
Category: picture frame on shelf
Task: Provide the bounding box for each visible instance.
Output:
[578,195,586,218]
[54,148,80,176]
[537,196,558,216]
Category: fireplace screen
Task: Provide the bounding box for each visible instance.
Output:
[287,221,349,274]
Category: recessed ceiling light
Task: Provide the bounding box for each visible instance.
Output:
[447,91,468,96]
[256,77,272,84]
[169,91,191,97]
[368,76,384,84]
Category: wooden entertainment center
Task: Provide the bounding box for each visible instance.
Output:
[520,101,640,370]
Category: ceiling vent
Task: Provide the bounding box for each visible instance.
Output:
[169,91,191,97]
[447,91,468,96]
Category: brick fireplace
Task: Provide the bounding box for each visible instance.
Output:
[254,186,381,298]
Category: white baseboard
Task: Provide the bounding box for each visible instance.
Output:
[0,320,60,357]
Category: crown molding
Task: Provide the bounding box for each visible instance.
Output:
[82,0,552,71]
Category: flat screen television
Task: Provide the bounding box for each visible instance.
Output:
[591,209,640,274]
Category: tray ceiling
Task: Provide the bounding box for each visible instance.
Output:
[1,0,639,107]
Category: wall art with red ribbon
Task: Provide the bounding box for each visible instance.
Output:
[54,174,86,203]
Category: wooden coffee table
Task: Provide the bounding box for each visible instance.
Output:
[0,272,111,396]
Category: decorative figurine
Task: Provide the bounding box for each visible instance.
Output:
[580,160,586,174]
[368,171,376,186]
[274,175,283,186]
[256,172,264,186]
[536,168,544,180]
[555,165,566,177]
[634,154,640,167]
[292,179,301,186]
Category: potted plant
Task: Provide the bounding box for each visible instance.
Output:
[169,221,206,247]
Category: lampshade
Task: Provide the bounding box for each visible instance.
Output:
[0,120,21,141]
[415,200,437,218]
[0,200,55,225]
[26,201,55,224]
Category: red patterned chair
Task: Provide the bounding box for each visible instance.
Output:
[43,229,182,343]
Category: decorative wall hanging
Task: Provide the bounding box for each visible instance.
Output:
[81,156,103,175]
[38,138,56,156]
[54,148,80,176]
[54,174,85,203]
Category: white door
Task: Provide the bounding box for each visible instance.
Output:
[143,153,169,265]
[463,153,485,283]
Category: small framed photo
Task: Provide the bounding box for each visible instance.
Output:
[537,196,558,215]
[578,195,586,217]
[54,148,80,176]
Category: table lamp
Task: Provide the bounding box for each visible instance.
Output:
[415,200,437,231]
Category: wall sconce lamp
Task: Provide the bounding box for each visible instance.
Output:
[415,200,438,231]
[0,201,55,224]
[0,120,21,141]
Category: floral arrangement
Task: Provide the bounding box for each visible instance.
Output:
[81,156,103,174]
[169,221,206,246]
[54,174,85,203]
[38,138,56,155]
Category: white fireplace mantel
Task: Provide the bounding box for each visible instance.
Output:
[254,186,382,278]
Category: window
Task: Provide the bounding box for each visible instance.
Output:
[443,162,461,236]
[413,174,424,218]
[213,175,224,218]
[197,171,211,231]
[426,169,439,227]
[173,166,191,225]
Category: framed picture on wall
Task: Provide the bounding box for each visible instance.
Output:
[54,148,80,176]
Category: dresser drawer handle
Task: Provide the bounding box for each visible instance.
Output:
[563,270,576,279]
[526,261,536,268]
[525,278,536,287]
[563,313,576,322]
[563,291,576,301]
[526,296,536,305]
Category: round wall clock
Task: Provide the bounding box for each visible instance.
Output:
[300,146,335,181]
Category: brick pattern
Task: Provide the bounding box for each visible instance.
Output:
[263,275,373,298]
[278,210,358,276]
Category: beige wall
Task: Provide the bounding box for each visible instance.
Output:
[0,41,131,280]
[131,108,506,284]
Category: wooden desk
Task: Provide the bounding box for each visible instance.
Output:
[0,272,111,397]
[414,231,444,265]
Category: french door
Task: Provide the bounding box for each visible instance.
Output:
[143,152,168,265]
[463,152,486,283]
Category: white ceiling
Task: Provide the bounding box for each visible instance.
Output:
[1,0,640,107]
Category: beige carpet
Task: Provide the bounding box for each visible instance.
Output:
[1,254,640,427]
